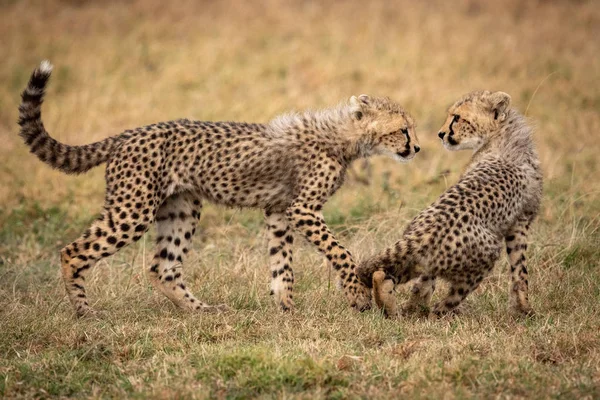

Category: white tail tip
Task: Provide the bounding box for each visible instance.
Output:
[39,60,53,74]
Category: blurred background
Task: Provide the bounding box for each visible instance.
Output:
[1,0,598,216]
[0,1,599,397]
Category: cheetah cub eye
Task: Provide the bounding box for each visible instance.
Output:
[349,94,420,163]
[437,91,512,151]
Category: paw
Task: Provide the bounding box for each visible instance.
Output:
[400,302,429,317]
[195,303,231,313]
[510,291,535,317]
[429,304,461,320]
[429,303,447,319]
[511,304,535,318]
[272,289,295,312]
[214,303,232,312]
[279,298,295,312]
[75,305,103,319]
[427,308,452,320]
[277,293,295,312]
[427,311,440,321]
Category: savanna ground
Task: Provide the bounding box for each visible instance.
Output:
[1,0,599,398]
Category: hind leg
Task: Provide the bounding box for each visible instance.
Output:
[430,266,492,317]
[431,233,503,317]
[506,217,535,316]
[265,211,295,311]
[148,192,227,312]
[431,281,475,317]
[61,208,151,317]
[402,275,437,316]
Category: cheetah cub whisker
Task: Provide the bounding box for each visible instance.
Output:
[358,90,542,318]
[18,61,421,317]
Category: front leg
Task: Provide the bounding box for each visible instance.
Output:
[265,211,295,311]
[506,216,535,316]
[286,202,371,311]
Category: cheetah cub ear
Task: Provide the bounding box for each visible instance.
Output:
[488,91,512,121]
[349,94,371,120]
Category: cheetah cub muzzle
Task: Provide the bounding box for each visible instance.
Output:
[358,90,542,319]
[18,61,421,317]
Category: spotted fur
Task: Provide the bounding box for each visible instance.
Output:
[18,63,128,175]
[358,90,542,318]
[18,62,421,317]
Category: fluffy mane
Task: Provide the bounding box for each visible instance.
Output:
[472,109,539,168]
[266,102,355,139]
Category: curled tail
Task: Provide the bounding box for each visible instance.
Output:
[18,61,126,174]
[372,271,398,318]
[356,239,411,288]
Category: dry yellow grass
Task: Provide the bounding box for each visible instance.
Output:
[1,0,599,398]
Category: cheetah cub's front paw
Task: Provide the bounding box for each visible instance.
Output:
[372,271,397,318]
[195,303,231,313]
[400,302,430,318]
[76,306,105,319]
[279,296,295,312]
[271,289,295,312]
[510,304,535,318]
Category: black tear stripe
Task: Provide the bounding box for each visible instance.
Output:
[449,114,459,136]
[399,129,411,155]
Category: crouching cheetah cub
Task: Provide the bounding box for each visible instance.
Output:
[18,61,421,317]
[357,90,542,318]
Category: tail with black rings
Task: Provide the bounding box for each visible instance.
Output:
[18,61,126,174]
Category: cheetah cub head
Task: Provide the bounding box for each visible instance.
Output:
[438,90,512,151]
[349,94,420,162]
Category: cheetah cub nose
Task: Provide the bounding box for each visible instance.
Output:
[414,145,421,153]
[438,131,446,139]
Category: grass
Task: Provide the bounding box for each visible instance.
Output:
[1,0,599,398]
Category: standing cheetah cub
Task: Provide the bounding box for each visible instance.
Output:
[18,61,421,317]
[357,90,542,318]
